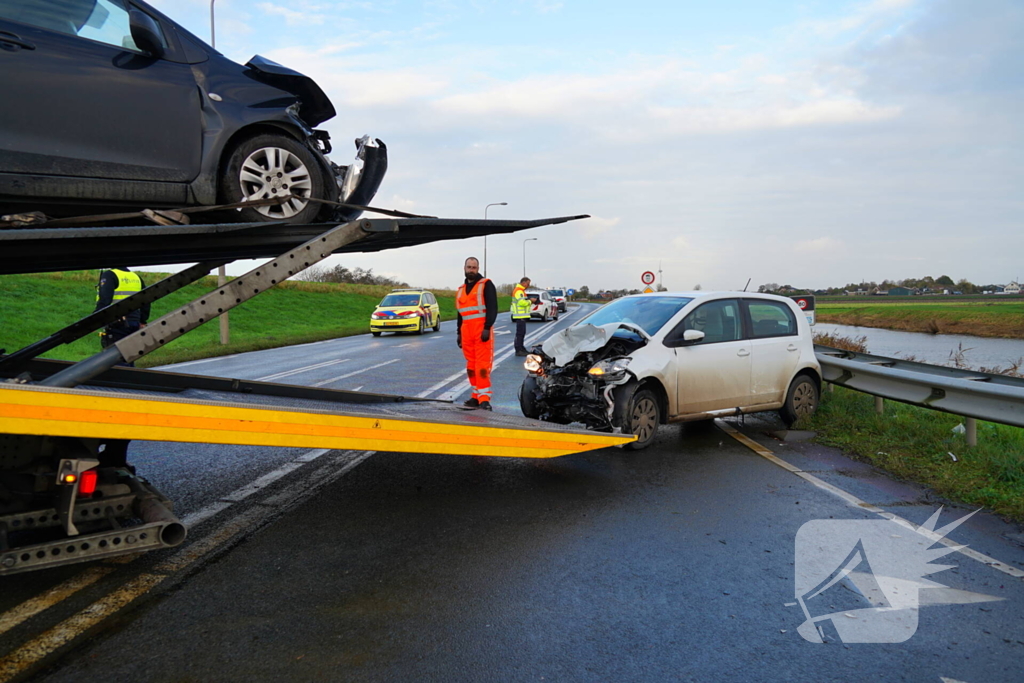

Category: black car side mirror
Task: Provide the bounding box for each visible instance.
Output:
[129,10,165,59]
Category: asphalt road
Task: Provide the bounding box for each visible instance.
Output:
[3,304,1024,682]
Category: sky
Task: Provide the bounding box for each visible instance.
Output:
[149,0,1023,292]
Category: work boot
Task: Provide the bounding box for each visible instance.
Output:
[463,397,480,408]
[479,401,493,411]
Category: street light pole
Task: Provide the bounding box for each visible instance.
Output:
[483,202,507,277]
[523,238,538,279]
[210,0,216,48]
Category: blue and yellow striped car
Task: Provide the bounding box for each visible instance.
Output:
[370,289,441,336]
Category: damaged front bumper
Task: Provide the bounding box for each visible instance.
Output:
[323,135,389,223]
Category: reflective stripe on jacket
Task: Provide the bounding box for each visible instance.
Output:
[457,277,491,323]
[96,269,143,303]
[510,284,531,319]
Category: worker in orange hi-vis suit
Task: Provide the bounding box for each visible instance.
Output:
[456,256,498,410]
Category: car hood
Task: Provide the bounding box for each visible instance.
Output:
[245,55,336,127]
[541,323,650,366]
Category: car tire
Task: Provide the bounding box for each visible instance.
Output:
[615,385,660,450]
[433,315,441,332]
[541,309,549,322]
[415,317,425,335]
[221,134,325,224]
[779,374,819,427]
[371,331,381,337]
[519,376,542,419]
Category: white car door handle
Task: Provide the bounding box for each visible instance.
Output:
[737,349,750,357]
[787,344,799,351]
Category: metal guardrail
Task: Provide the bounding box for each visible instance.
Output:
[814,345,1024,432]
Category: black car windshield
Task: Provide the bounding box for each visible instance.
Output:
[580,296,693,336]
[379,294,420,307]
[548,290,564,296]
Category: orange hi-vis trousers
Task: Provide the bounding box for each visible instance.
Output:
[457,278,494,403]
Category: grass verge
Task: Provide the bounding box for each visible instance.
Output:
[801,386,1024,522]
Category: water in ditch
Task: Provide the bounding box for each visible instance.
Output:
[814,323,1024,371]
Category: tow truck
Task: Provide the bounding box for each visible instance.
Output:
[0,204,633,576]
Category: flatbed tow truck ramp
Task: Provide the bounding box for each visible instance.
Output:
[0,211,633,575]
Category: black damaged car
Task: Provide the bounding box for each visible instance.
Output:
[0,0,386,223]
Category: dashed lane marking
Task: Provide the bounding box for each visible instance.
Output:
[311,358,400,387]
[715,419,1024,580]
[256,358,349,382]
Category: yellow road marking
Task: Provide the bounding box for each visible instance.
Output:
[0,567,113,637]
[715,419,1024,580]
[0,573,165,682]
[0,384,632,457]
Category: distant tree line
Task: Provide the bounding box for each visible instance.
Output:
[757,274,1013,296]
[298,264,408,288]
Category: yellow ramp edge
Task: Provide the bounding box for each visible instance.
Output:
[0,384,634,458]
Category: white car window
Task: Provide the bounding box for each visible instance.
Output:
[747,301,797,338]
[675,299,743,344]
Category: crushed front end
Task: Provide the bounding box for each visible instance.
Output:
[519,325,648,431]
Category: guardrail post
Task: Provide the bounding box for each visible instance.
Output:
[966,417,977,447]
[875,397,884,414]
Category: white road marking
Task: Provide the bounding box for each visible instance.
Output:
[0,567,114,637]
[716,420,1024,580]
[352,386,363,392]
[160,355,237,370]
[312,358,400,387]
[397,343,415,347]
[256,358,349,382]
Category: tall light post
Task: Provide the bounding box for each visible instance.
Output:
[522,238,538,279]
[483,202,507,277]
[211,1,229,344]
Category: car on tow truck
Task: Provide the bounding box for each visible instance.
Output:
[370,289,441,336]
[519,291,822,449]
[0,0,385,224]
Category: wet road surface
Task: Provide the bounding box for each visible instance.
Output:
[3,305,1024,682]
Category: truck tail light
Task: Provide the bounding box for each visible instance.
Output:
[79,469,98,497]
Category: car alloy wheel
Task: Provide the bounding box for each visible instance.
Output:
[780,375,819,426]
[238,147,313,219]
[222,133,326,224]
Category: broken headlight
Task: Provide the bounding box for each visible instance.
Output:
[587,358,631,380]
[524,354,544,375]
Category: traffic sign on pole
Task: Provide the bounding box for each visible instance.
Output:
[641,271,655,286]
[643,286,654,294]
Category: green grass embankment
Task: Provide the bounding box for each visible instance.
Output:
[817,300,1024,339]
[800,386,1024,522]
[0,272,511,368]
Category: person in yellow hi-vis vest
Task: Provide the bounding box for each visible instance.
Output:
[511,276,532,356]
[95,267,150,366]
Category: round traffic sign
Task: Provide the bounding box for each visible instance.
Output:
[567,288,575,296]
[796,298,808,310]
[641,271,656,285]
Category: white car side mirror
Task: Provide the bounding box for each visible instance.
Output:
[683,329,705,342]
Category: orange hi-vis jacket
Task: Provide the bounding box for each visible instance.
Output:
[456,277,494,403]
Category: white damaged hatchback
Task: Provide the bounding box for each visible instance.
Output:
[519,292,822,450]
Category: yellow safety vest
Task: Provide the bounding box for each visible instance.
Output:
[96,269,143,304]
[511,284,531,319]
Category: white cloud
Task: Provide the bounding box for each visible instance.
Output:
[796,237,844,253]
